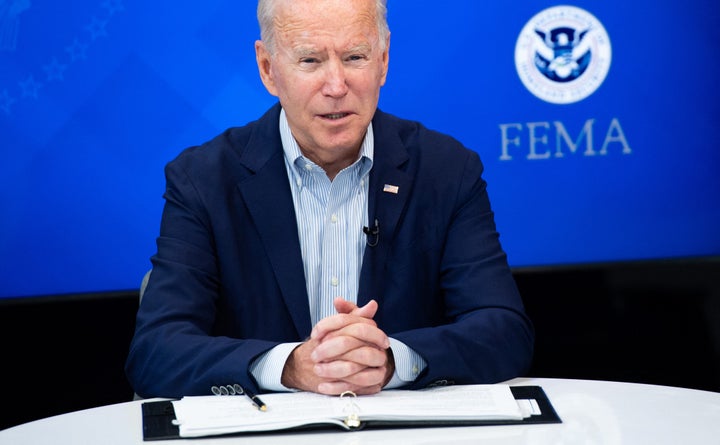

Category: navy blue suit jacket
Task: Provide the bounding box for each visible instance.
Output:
[125,104,534,398]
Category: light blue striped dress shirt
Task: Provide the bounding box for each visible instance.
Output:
[249,109,426,391]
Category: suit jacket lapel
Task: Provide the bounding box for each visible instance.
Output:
[235,105,312,338]
[359,110,413,308]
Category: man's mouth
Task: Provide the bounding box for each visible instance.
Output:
[322,113,349,120]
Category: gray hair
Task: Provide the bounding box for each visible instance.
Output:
[257,0,389,55]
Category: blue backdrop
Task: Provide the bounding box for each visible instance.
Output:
[1,1,719,298]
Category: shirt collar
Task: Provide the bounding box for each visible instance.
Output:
[279,108,374,180]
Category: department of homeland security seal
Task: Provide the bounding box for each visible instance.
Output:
[515,5,612,104]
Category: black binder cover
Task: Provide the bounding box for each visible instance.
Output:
[142,385,561,441]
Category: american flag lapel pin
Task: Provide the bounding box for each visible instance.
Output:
[383,184,399,194]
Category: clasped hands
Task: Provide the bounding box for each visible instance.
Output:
[281,297,395,395]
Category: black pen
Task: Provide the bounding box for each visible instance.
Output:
[244,387,267,411]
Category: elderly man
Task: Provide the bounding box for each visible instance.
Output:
[125,0,534,398]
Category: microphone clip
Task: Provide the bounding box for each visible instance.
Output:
[362,219,380,247]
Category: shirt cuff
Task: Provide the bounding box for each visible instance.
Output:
[249,342,302,392]
[385,337,427,389]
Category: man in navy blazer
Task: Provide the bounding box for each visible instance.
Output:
[125,0,533,399]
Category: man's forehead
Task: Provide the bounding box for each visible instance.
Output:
[276,23,378,54]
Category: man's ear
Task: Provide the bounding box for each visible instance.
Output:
[255,40,278,97]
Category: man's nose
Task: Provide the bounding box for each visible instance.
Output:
[321,59,349,97]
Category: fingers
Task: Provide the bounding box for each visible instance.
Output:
[282,340,389,395]
[312,317,389,353]
[313,349,389,395]
[311,298,383,346]
[351,299,378,319]
[311,329,391,396]
[316,367,387,395]
[334,297,378,319]
[317,381,383,396]
[332,297,358,314]
[312,337,388,367]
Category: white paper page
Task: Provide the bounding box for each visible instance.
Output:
[356,384,524,421]
[172,392,349,437]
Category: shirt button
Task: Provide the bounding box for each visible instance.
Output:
[412,365,419,375]
[330,214,338,223]
[304,163,312,171]
[331,277,339,287]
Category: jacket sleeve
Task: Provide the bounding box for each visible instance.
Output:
[124,156,279,399]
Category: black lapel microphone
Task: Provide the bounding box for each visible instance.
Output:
[362,219,380,247]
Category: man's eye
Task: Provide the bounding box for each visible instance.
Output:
[300,58,319,64]
[347,55,366,62]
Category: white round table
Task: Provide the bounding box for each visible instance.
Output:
[1,377,719,445]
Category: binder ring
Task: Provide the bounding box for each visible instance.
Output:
[339,391,361,428]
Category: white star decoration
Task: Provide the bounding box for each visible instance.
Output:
[43,57,68,82]
[2,1,124,116]
[101,0,125,16]
[85,17,109,41]
[65,39,89,62]
[19,76,43,100]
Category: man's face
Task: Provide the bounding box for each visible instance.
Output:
[255,0,389,160]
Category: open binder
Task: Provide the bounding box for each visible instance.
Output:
[141,385,561,441]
